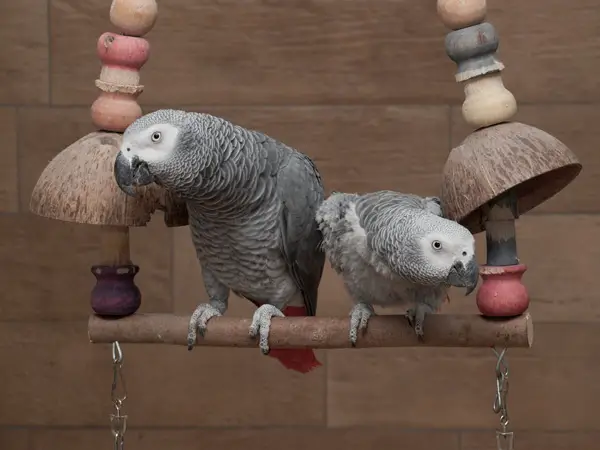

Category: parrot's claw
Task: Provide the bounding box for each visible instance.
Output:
[249,304,285,355]
[405,304,432,341]
[187,302,225,351]
[349,302,375,347]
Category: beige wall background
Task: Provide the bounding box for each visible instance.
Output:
[1,1,599,449]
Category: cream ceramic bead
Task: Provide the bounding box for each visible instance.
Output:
[110,0,158,36]
[462,73,517,128]
[99,67,141,87]
[437,0,487,30]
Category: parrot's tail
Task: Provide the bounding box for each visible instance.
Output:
[267,306,322,374]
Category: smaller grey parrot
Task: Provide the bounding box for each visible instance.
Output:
[315,190,479,345]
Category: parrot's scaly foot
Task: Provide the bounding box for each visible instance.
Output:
[405,304,433,341]
[249,304,285,355]
[187,301,226,351]
[405,309,417,332]
[349,302,375,347]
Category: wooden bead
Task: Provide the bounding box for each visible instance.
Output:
[100,226,131,265]
[445,22,504,82]
[484,192,519,266]
[91,92,142,132]
[437,0,486,30]
[461,73,517,128]
[110,0,158,37]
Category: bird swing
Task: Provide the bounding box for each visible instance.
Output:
[29,0,581,449]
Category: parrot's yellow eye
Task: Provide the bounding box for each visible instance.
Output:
[432,240,442,250]
[151,131,162,143]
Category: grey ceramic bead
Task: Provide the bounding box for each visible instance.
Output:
[445,22,505,81]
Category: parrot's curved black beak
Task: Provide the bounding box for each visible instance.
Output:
[447,258,480,296]
[114,152,153,197]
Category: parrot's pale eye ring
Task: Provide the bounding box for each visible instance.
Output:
[432,240,442,251]
[151,131,162,143]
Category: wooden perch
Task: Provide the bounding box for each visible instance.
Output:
[88,313,533,348]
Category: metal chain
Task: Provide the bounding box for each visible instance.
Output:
[492,347,514,450]
[110,342,128,450]
[492,347,510,429]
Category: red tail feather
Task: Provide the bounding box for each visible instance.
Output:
[267,306,322,374]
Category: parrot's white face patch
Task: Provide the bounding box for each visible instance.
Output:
[121,123,181,164]
[418,231,475,273]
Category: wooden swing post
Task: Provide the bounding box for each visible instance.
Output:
[88,312,533,349]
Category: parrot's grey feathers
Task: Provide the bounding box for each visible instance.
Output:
[316,189,478,341]
[118,109,326,368]
[316,190,440,274]
[355,191,442,266]
[273,143,325,317]
[423,196,443,217]
[315,192,361,274]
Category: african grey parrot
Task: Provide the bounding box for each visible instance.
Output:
[315,190,479,345]
[113,109,325,373]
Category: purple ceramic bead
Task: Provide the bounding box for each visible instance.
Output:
[90,264,141,316]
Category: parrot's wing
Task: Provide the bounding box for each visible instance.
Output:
[356,190,420,233]
[315,192,364,274]
[423,196,443,217]
[273,146,326,317]
[361,191,442,215]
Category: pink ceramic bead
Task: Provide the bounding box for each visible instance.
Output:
[91,92,142,133]
[97,32,150,70]
[476,264,529,317]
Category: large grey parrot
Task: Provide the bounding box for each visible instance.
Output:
[113,109,325,373]
[315,190,479,345]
